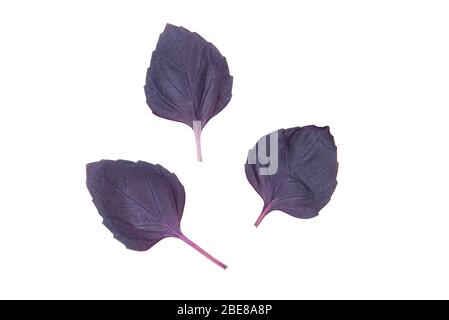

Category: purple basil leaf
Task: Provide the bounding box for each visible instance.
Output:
[245,126,338,227]
[86,159,227,269]
[144,24,233,161]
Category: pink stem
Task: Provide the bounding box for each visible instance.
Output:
[179,234,227,270]
[254,203,272,227]
[193,121,202,162]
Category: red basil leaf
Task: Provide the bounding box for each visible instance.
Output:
[86,160,227,269]
[144,24,233,161]
[245,126,338,227]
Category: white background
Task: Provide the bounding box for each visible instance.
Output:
[1,0,448,300]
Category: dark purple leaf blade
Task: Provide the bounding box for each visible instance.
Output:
[245,126,338,227]
[144,24,233,161]
[86,159,227,269]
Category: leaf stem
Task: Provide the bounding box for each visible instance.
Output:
[193,121,202,162]
[254,202,272,227]
[179,234,227,270]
